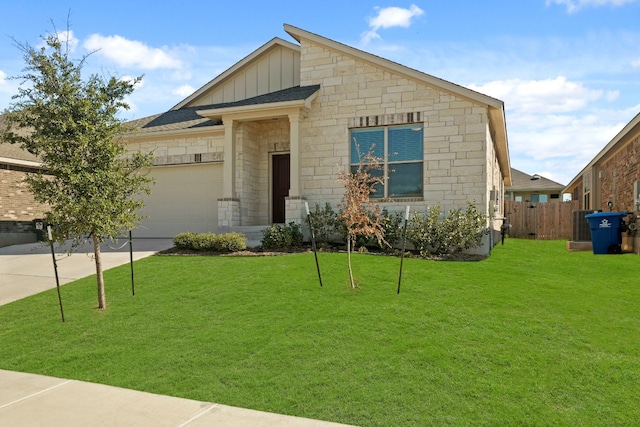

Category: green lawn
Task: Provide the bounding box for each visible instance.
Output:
[1,239,639,426]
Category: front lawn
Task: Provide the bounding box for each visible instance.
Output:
[1,239,638,426]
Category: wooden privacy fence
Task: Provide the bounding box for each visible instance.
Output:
[504,200,580,240]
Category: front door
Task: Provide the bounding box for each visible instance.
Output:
[272,154,290,223]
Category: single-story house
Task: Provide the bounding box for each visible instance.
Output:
[564,112,640,253]
[505,168,565,203]
[0,140,47,246]
[126,24,511,255]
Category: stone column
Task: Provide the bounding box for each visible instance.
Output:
[218,119,240,227]
[288,112,301,198]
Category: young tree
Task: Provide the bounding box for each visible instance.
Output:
[1,27,153,309]
[338,144,388,288]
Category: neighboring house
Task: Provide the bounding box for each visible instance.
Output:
[505,168,565,203]
[126,24,511,255]
[564,112,640,213]
[564,112,640,253]
[0,141,47,246]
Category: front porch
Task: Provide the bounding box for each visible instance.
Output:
[192,87,318,230]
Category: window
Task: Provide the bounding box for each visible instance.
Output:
[530,194,548,203]
[350,124,423,198]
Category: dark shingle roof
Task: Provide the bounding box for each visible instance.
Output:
[130,85,320,133]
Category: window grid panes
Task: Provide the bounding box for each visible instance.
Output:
[350,124,423,199]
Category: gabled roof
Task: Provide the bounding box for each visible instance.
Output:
[130,85,321,134]
[283,24,511,186]
[0,114,42,167]
[564,111,640,192]
[172,37,301,111]
[506,168,564,192]
[0,142,41,166]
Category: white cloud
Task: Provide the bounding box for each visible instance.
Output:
[546,0,639,13]
[172,84,195,98]
[361,4,425,44]
[469,76,605,114]
[0,69,6,85]
[83,34,182,70]
[468,77,638,184]
[632,58,640,68]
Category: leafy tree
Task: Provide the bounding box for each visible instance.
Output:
[338,144,388,288]
[1,27,153,309]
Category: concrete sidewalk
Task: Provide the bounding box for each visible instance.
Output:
[0,240,355,427]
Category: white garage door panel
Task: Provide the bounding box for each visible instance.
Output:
[134,164,223,238]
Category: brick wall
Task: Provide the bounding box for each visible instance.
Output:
[0,169,47,220]
[599,133,640,212]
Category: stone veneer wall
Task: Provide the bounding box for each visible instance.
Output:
[296,39,491,219]
[125,131,225,166]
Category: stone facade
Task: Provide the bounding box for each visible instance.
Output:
[125,26,510,254]
[296,39,503,221]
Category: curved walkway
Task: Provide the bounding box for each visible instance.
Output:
[0,239,354,426]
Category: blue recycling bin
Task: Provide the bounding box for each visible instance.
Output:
[585,212,626,254]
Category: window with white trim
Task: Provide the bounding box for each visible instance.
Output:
[350,124,423,199]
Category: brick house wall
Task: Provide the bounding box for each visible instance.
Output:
[598,133,640,212]
[0,167,48,246]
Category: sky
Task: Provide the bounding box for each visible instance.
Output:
[1,0,640,186]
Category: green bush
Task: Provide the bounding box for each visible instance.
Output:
[407,202,487,256]
[192,232,218,251]
[214,232,247,252]
[309,202,340,245]
[173,232,247,253]
[261,222,303,250]
[173,232,197,249]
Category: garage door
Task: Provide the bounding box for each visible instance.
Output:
[134,163,223,238]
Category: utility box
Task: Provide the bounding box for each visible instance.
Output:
[572,210,596,241]
[585,212,626,254]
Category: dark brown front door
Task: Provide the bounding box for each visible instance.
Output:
[272,154,290,223]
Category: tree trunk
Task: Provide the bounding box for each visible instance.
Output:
[347,236,355,288]
[92,233,106,309]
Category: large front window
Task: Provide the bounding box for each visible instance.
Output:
[350,125,423,198]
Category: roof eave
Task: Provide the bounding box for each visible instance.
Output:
[0,156,43,168]
[197,95,316,121]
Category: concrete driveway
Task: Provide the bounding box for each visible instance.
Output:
[0,237,173,305]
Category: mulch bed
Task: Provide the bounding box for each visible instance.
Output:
[158,245,486,261]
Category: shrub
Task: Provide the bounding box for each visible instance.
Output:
[346,209,404,251]
[173,232,247,253]
[191,232,218,251]
[214,232,247,252]
[261,222,303,250]
[309,202,340,246]
[407,202,487,256]
[174,232,197,249]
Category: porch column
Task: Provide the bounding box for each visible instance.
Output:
[223,119,237,198]
[288,112,301,198]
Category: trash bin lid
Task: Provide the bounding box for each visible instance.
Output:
[585,212,627,219]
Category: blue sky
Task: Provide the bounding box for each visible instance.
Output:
[1,0,640,185]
